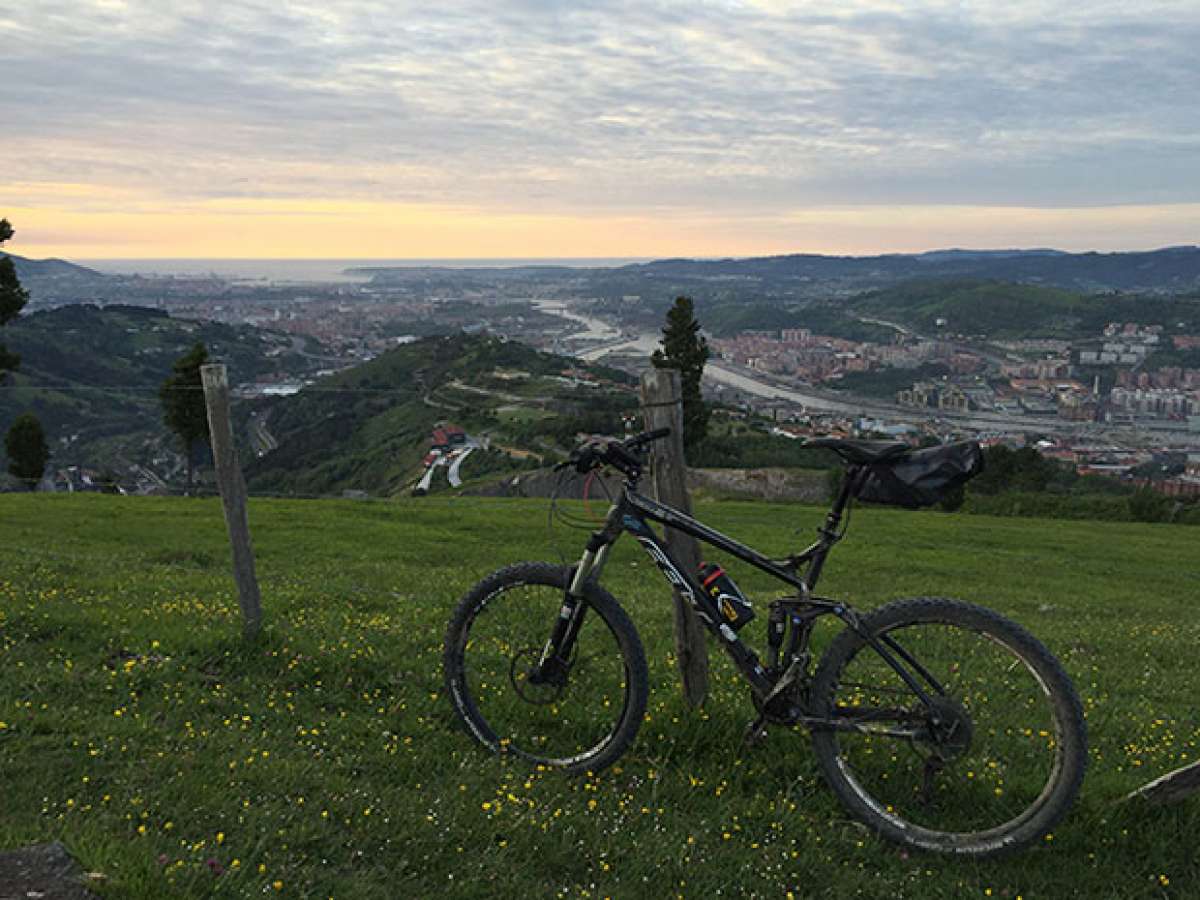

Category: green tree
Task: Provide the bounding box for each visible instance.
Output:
[5,412,49,490]
[973,444,1060,495]
[159,342,210,494]
[937,483,966,512]
[0,218,30,380]
[651,296,710,450]
[1128,487,1170,523]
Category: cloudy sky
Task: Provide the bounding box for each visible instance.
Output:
[4,0,1199,258]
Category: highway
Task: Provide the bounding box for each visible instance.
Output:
[539,302,1199,444]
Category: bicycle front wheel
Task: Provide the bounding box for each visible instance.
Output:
[809,598,1086,856]
[443,562,648,774]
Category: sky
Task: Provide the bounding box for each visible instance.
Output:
[3,0,1199,259]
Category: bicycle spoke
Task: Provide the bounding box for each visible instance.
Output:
[811,600,1085,853]
[447,566,643,770]
[837,626,1057,828]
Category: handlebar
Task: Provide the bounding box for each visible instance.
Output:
[628,427,671,449]
[555,428,672,476]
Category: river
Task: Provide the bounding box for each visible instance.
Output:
[528,301,1198,440]
[532,300,622,343]
[537,301,892,413]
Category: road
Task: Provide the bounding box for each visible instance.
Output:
[705,362,861,414]
[706,359,1075,431]
[447,446,474,487]
[853,315,1012,367]
[535,301,1200,443]
[416,450,443,493]
[578,333,660,361]
[415,440,481,494]
[247,411,278,456]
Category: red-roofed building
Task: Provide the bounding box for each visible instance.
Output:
[432,424,467,449]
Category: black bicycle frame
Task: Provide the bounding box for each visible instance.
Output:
[537,465,941,716]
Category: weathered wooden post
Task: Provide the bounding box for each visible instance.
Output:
[201,363,263,640]
[639,368,709,707]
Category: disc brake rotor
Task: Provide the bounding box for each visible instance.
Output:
[510,647,566,706]
[917,695,975,761]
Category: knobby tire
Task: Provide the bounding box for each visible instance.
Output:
[809,597,1087,856]
[443,562,649,775]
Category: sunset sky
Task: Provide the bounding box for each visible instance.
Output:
[4,0,1199,260]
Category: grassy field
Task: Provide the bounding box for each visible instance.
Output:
[0,493,1197,899]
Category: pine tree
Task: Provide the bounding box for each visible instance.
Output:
[651,296,710,450]
[0,218,30,379]
[5,412,49,490]
[159,343,211,494]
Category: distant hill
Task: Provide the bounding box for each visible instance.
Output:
[1,252,114,306]
[846,279,1200,339]
[621,246,1200,294]
[0,304,315,481]
[10,245,1200,312]
[550,247,1200,316]
[245,333,637,497]
[2,252,106,281]
[913,248,1068,262]
[849,280,1085,338]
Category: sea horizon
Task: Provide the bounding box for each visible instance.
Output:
[79,257,658,283]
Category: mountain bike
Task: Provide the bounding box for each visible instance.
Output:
[443,429,1086,856]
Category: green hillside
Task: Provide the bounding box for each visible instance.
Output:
[0,305,316,477]
[850,279,1087,337]
[0,494,1196,898]
[849,279,1200,339]
[699,301,896,342]
[244,333,637,497]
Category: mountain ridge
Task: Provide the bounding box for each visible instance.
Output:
[1,252,108,281]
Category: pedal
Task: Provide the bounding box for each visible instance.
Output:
[742,715,769,749]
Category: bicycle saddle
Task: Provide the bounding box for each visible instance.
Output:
[800,438,911,465]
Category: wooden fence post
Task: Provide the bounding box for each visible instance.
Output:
[639,368,709,707]
[201,364,263,640]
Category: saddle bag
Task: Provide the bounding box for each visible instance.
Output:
[855,441,985,509]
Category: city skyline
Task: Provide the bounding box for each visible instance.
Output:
[4,1,1199,259]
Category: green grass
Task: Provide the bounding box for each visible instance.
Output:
[1,494,1197,898]
[496,405,554,425]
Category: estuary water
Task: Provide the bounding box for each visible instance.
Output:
[80,258,652,283]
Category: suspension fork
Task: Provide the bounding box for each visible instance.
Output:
[531,522,619,683]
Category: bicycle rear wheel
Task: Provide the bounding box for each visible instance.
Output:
[809,597,1086,856]
[443,562,648,774]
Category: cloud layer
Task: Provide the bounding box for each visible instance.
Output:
[4,1,1199,253]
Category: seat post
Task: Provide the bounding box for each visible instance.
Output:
[805,464,861,590]
[826,464,861,529]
